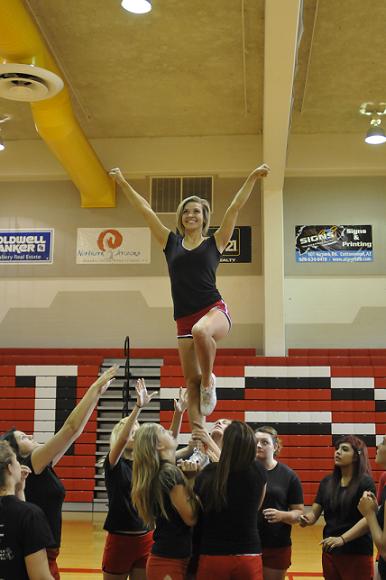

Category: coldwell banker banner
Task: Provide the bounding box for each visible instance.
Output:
[76,227,151,264]
[0,230,54,263]
[295,225,373,262]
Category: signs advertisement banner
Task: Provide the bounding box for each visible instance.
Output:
[295,225,373,262]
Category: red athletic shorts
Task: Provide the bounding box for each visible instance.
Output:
[176,300,231,338]
[322,552,373,580]
[102,531,153,574]
[47,548,60,580]
[262,545,291,570]
[197,554,263,580]
[146,554,190,580]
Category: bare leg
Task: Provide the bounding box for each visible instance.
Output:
[263,567,287,580]
[178,338,204,429]
[131,567,147,580]
[192,309,230,389]
[103,572,128,580]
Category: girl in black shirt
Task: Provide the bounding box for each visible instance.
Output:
[194,421,267,580]
[131,422,198,580]
[109,165,269,423]
[1,364,117,579]
[300,435,374,580]
[0,440,54,580]
[255,426,304,580]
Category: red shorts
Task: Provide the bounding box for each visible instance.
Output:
[197,554,263,580]
[146,554,189,580]
[47,548,60,580]
[322,552,373,580]
[176,300,231,338]
[102,531,153,574]
[262,545,291,570]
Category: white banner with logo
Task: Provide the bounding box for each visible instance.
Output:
[76,228,151,264]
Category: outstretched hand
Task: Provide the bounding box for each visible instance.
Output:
[135,377,158,409]
[174,387,188,414]
[95,364,119,395]
[250,163,270,178]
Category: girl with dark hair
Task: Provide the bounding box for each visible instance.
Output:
[300,435,375,580]
[131,422,198,580]
[194,420,267,580]
[0,440,54,580]
[109,165,269,423]
[0,365,117,580]
[255,426,304,580]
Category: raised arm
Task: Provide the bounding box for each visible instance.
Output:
[109,168,170,247]
[108,378,158,468]
[214,164,270,253]
[170,387,188,440]
[31,365,118,474]
[170,483,198,526]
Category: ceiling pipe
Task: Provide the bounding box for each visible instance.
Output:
[0,0,116,208]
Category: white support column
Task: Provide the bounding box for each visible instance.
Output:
[262,0,302,355]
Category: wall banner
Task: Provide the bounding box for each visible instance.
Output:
[295,225,373,262]
[208,226,251,263]
[76,227,151,264]
[0,229,54,263]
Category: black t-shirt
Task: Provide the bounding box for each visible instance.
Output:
[258,462,304,548]
[0,495,54,580]
[164,231,222,319]
[23,455,66,548]
[103,455,149,533]
[152,464,192,559]
[377,486,386,579]
[315,473,375,555]
[194,460,267,556]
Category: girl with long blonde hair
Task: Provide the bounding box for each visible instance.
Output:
[131,422,198,580]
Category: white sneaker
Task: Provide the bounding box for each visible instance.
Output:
[200,373,217,416]
[189,448,210,467]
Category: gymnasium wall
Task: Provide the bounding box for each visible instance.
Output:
[0,176,263,349]
[284,176,386,348]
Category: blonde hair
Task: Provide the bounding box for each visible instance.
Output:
[0,440,15,487]
[176,196,211,236]
[97,416,138,467]
[131,423,185,528]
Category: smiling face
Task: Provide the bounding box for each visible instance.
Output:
[181,202,204,233]
[334,442,356,467]
[376,436,386,467]
[14,431,40,456]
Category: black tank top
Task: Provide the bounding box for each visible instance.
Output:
[164,231,222,319]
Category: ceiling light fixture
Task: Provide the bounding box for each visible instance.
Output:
[121,0,152,14]
[359,102,386,145]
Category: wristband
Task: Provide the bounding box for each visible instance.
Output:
[341,536,346,544]
[135,403,141,409]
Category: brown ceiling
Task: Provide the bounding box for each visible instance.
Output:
[1,0,385,141]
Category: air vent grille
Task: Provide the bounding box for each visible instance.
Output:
[151,176,213,213]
